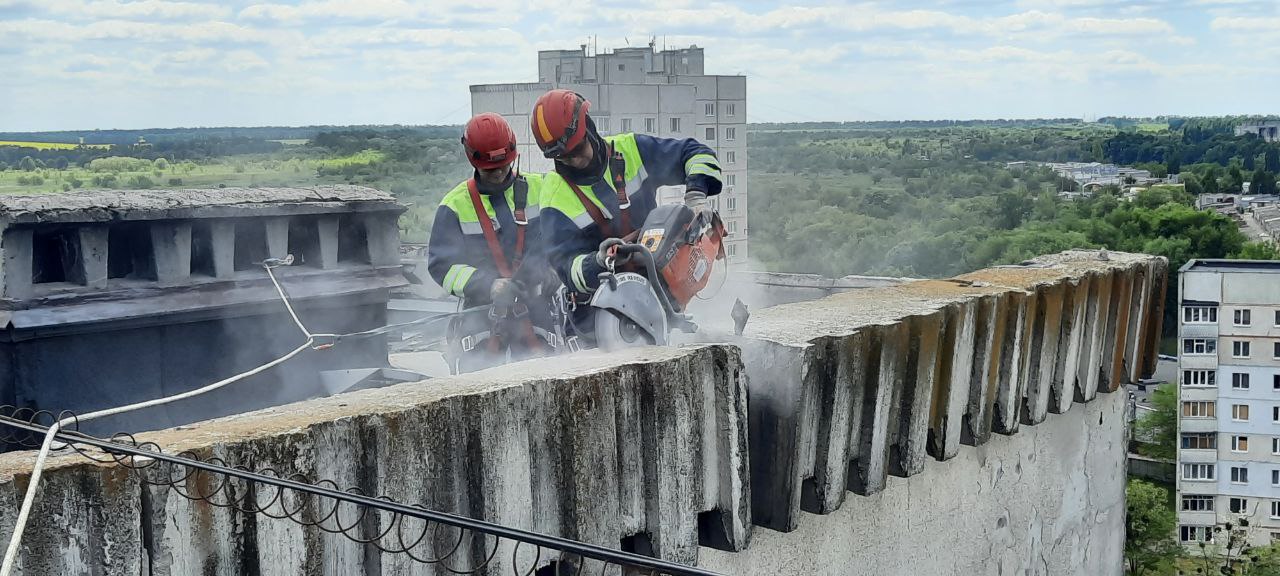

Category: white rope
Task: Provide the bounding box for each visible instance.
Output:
[1,260,314,575]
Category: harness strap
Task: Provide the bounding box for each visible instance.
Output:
[466,177,526,278]
[566,143,632,238]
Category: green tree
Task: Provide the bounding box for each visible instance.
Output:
[1135,384,1177,460]
[1233,242,1280,260]
[17,156,37,171]
[1202,172,1220,195]
[154,157,170,171]
[1125,479,1181,576]
[1267,148,1280,173]
[1183,174,1203,196]
[1230,165,1245,191]
[1251,169,1277,196]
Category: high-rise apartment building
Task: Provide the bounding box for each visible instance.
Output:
[469,44,748,262]
[1177,260,1280,546]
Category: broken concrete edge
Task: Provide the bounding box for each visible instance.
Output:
[0,344,751,573]
[0,186,400,225]
[738,249,1167,532]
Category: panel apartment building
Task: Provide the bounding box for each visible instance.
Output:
[470,44,749,262]
[1178,260,1280,546]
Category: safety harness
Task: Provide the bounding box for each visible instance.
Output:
[466,175,529,278]
[461,174,548,357]
[566,144,632,238]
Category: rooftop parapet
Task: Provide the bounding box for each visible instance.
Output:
[0,186,405,326]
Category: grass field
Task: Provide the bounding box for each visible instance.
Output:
[0,141,110,150]
[1136,123,1170,133]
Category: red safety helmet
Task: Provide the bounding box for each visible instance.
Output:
[530,89,590,159]
[461,113,518,170]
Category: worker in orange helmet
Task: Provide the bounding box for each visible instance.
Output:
[428,113,558,372]
[530,89,723,344]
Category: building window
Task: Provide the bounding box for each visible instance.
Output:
[1180,525,1213,543]
[597,118,609,133]
[1234,373,1251,389]
[622,118,633,132]
[670,117,681,133]
[645,118,656,133]
[1273,502,1280,519]
[1235,309,1253,326]
[1183,401,1216,418]
[704,103,715,116]
[1274,438,1280,454]
[1274,470,1280,485]
[1233,404,1250,421]
[1183,370,1216,387]
[1182,338,1217,355]
[1183,495,1215,512]
[1232,466,1249,484]
[726,103,736,116]
[705,127,716,140]
[726,150,736,164]
[1275,374,1280,390]
[1184,463,1216,480]
[1177,524,1208,542]
[1275,407,1280,423]
[1275,310,1280,326]
[1274,342,1280,359]
[1231,497,1250,514]
[727,174,737,186]
[728,243,737,257]
[1182,433,1217,449]
[726,127,737,141]
[727,197,737,212]
[1234,341,1252,358]
[1183,306,1218,324]
[1233,435,1250,452]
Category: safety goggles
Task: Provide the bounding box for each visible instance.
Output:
[540,95,585,159]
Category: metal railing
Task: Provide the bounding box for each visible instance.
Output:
[0,408,721,576]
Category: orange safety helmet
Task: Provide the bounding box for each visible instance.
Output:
[461,113,518,170]
[530,89,590,159]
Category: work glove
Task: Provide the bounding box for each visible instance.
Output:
[490,278,521,308]
[595,238,625,269]
[684,190,710,215]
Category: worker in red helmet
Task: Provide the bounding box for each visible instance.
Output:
[428,113,556,372]
[530,89,723,340]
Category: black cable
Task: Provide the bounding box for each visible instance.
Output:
[0,412,721,576]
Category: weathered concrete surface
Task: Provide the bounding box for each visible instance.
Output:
[0,346,750,575]
[738,249,1165,532]
[0,186,397,223]
[698,389,1127,576]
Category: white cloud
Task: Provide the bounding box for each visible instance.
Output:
[1210,16,1280,31]
[222,49,269,72]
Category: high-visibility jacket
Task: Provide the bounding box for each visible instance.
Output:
[427,173,549,305]
[539,133,722,295]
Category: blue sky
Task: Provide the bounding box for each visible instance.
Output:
[0,0,1277,131]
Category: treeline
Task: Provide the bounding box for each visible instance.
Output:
[0,125,459,146]
[747,131,1277,280]
[751,119,1085,131]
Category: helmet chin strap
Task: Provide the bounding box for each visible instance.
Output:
[555,119,607,186]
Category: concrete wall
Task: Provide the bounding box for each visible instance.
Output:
[0,346,750,576]
[0,250,1168,575]
[700,390,1128,575]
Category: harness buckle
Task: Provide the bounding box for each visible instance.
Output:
[461,335,476,352]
